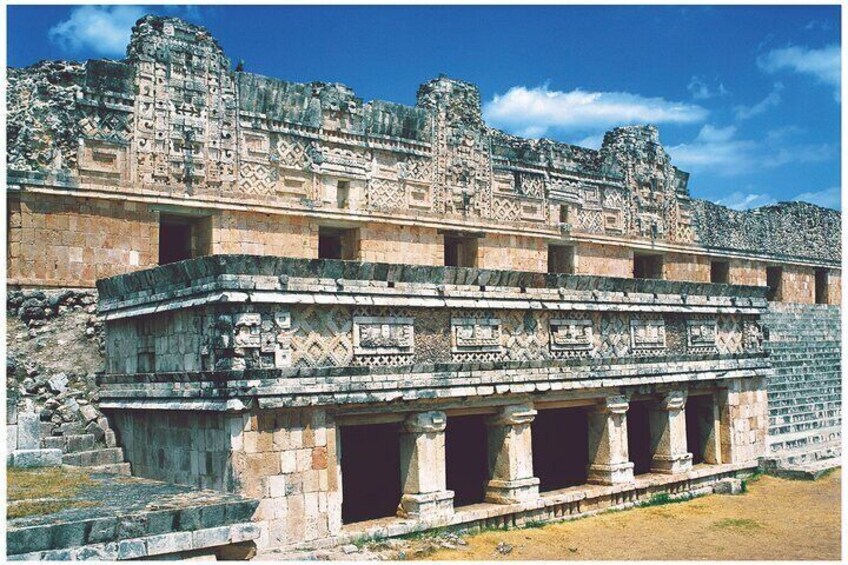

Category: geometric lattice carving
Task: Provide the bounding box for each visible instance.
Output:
[491,196,522,222]
[577,209,604,233]
[238,162,277,195]
[599,313,630,358]
[275,135,310,169]
[501,310,548,362]
[368,178,406,211]
[290,305,353,368]
[716,315,743,354]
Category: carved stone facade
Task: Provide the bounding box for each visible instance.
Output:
[97,256,772,552]
[8,15,840,295]
[4,12,841,558]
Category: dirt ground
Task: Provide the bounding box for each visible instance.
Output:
[422,470,841,561]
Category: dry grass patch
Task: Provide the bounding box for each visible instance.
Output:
[7,467,99,519]
[421,470,841,561]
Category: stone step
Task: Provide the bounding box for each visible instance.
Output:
[62,448,125,467]
[762,457,841,480]
[80,462,132,476]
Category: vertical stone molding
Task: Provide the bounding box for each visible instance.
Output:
[485,404,540,503]
[587,396,635,485]
[398,411,454,520]
[649,391,693,474]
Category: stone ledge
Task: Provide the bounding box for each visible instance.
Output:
[96,255,770,305]
[6,471,259,556]
[263,462,757,556]
[7,522,261,561]
[97,357,771,411]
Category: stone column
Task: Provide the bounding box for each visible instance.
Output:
[649,391,693,474]
[587,396,635,485]
[398,411,454,520]
[485,404,540,504]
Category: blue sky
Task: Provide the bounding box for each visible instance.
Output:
[7,4,841,210]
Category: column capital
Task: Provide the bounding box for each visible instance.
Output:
[596,395,629,415]
[658,391,687,412]
[487,403,537,426]
[404,410,447,434]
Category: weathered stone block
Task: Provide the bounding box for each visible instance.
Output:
[17,412,41,450]
[714,477,743,495]
[12,449,62,468]
[146,531,193,556]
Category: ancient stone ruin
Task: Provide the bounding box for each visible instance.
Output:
[6,14,841,559]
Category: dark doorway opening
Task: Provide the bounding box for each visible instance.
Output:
[633,253,664,280]
[445,414,488,507]
[710,261,730,284]
[627,401,653,475]
[766,266,783,301]
[548,245,575,275]
[340,423,401,524]
[532,407,589,491]
[686,395,716,465]
[159,217,193,265]
[444,235,478,268]
[318,227,358,260]
[815,268,829,305]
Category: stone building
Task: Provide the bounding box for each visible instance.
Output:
[6,15,841,554]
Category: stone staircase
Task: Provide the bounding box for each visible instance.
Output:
[762,303,841,474]
[42,432,131,475]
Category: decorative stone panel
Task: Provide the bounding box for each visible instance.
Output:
[352,316,414,356]
[550,318,593,352]
[687,318,718,354]
[630,318,666,352]
[451,317,501,354]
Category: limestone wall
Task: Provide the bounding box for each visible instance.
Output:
[357,224,442,266]
[212,211,318,259]
[762,303,841,462]
[108,410,236,491]
[573,242,633,278]
[8,192,158,287]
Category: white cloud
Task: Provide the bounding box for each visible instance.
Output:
[758,44,840,100]
[687,75,728,100]
[794,186,840,210]
[48,6,146,58]
[715,191,776,210]
[734,83,783,120]
[711,186,841,211]
[668,124,832,177]
[483,84,708,139]
[667,125,757,175]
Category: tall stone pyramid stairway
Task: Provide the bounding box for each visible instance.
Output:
[762,303,841,471]
[42,432,131,475]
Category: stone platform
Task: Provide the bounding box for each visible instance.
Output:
[7,469,260,561]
